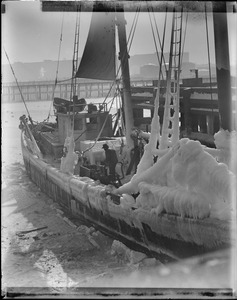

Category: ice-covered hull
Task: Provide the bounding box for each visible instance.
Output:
[21,131,233,261]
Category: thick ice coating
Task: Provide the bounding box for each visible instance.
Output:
[60,135,78,175]
[116,138,235,220]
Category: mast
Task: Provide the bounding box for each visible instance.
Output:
[212,1,233,131]
[68,6,80,136]
[70,7,80,102]
[116,5,134,149]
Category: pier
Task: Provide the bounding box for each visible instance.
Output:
[1,79,153,103]
[129,77,236,138]
[2,77,236,138]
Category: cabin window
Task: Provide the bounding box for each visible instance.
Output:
[144,109,151,118]
[86,117,97,124]
[86,117,98,131]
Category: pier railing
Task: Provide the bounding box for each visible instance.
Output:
[2,79,154,103]
[3,77,236,136]
[2,77,223,103]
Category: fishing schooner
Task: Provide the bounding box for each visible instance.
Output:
[17,1,236,261]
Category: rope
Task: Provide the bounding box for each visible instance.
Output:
[78,8,141,156]
[205,3,214,119]
[74,128,87,142]
[114,81,125,135]
[127,7,140,52]
[177,10,183,78]
[180,11,188,67]
[74,7,140,115]
[153,16,166,117]
[150,6,168,77]
[96,7,140,112]
[71,8,81,133]
[147,7,163,80]
[56,77,74,83]
[159,8,168,81]
[45,12,65,122]
[70,7,81,101]
[49,8,140,156]
[3,47,33,125]
[65,7,141,119]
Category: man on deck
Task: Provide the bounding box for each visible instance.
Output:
[102,144,118,180]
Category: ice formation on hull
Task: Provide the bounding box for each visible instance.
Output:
[116,138,235,220]
[60,135,78,175]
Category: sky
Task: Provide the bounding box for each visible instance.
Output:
[2,1,236,69]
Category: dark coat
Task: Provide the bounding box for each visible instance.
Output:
[105,149,118,166]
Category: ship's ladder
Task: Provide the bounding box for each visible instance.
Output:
[159,10,183,150]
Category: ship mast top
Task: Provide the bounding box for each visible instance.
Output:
[116,5,134,149]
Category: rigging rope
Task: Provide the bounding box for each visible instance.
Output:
[180,11,188,68]
[96,7,140,112]
[45,12,65,122]
[127,7,140,52]
[177,9,183,76]
[148,5,168,79]
[79,6,141,155]
[70,6,81,101]
[71,8,81,135]
[205,3,214,120]
[153,8,167,119]
[154,7,168,75]
[67,6,140,116]
[147,9,163,79]
[40,8,141,156]
[55,77,74,83]
[3,47,33,125]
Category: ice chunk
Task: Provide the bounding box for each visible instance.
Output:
[120,194,136,210]
[214,129,237,174]
[110,240,147,264]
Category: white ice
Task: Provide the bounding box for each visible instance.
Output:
[115,136,236,220]
[60,135,78,175]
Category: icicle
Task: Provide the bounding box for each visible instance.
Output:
[115,141,180,195]
[171,95,180,146]
[160,90,171,150]
[60,134,78,175]
[135,110,160,175]
[20,115,43,159]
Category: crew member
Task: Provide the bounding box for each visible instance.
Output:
[102,144,118,179]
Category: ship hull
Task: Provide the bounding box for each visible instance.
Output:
[21,131,232,262]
